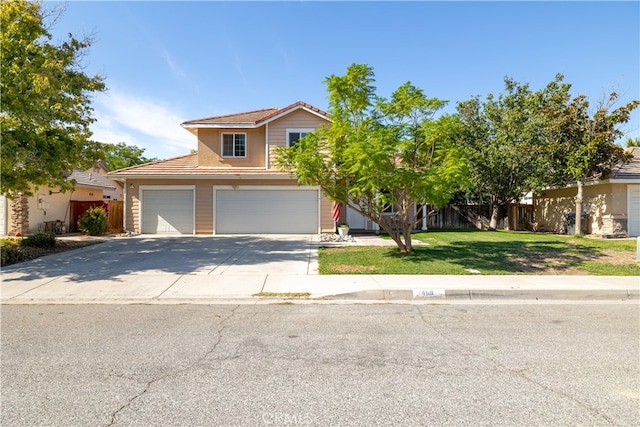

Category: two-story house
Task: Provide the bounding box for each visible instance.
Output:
[109,101,336,235]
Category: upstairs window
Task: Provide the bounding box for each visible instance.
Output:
[222,133,246,157]
[287,129,314,148]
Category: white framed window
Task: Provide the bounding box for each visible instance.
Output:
[221,133,246,157]
[286,128,314,148]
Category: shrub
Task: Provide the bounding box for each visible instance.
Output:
[78,207,108,236]
[1,239,25,266]
[21,232,57,248]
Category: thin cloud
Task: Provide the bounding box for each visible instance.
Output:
[162,49,186,78]
[91,90,194,159]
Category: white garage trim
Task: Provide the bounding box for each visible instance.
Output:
[213,185,321,234]
[139,185,195,234]
[627,184,640,237]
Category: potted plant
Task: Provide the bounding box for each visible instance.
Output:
[337,223,350,238]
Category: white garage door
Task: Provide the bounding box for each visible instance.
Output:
[628,185,640,237]
[215,189,318,234]
[142,189,194,234]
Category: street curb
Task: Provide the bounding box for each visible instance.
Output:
[324,289,639,301]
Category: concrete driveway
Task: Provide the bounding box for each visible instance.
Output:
[1,235,319,300]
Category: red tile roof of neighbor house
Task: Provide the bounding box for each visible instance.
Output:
[181,101,330,127]
[108,154,294,178]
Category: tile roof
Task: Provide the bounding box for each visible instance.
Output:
[181,108,279,126]
[108,153,294,178]
[67,169,117,189]
[611,147,640,180]
[181,101,330,128]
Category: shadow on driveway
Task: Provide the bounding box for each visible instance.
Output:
[1,235,315,283]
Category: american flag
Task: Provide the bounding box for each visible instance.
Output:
[331,203,340,222]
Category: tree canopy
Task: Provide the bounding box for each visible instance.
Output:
[456,75,571,229]
[276,63,467,252]
[98,142,157,171]
[1,0,105,197]
[541,89,639,234]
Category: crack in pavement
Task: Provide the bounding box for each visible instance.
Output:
[105,305,240,427]
[415,306,617,426]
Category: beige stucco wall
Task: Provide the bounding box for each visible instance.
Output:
[195,109,330,170]
[534,182,628,234]
[8,186,104,234]
[267,109,331,168]
[126,179,333,234]
[197,128,266,167]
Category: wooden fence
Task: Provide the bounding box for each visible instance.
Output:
[422,204,533,231]
[69,200,124,233]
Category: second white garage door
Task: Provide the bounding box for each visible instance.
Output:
[215,188,319,234]
[141,189,194,234]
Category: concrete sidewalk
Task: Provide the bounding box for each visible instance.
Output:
[1,233,638,303]
[2,272,638,303]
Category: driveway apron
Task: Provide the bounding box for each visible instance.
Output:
[1,235,318,301]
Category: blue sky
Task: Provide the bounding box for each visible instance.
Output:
[47,1,640,160]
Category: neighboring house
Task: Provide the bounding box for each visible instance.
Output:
[1,162,124,236]
[109,102,336,235]
[534,147,640,237]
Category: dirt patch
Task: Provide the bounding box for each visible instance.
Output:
[332,265,378,273]
[597,249,637,265]
[508,247,636,274]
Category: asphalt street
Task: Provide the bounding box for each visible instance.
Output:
[1,303,638,426]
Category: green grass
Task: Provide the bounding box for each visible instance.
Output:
[319,230,640,276]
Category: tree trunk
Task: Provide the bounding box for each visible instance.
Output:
[403,228,413,253]
[489,204,499,231]
[378,216,409,253]
[575,180,583,236]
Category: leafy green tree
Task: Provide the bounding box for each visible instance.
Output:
[1,0,105,197]
[456,75,569,229]
[99,142,156,171]
[625,136,640,147]
[276,64,467,252]
[542,91,639,235]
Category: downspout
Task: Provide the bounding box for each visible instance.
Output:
[123,179,127,231]
[63,191,74,233]
[265,123,269,170]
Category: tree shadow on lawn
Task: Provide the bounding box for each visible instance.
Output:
[386,240,601,274]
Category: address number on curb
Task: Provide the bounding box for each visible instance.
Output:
[413,289,446,297]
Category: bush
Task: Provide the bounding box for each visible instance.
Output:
[78,207,108,235]
[1,239,25,266]
[21,232,57,248]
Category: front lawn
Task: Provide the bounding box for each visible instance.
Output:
[318,230,640,275]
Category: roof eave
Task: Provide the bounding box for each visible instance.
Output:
[110,173,298,180]
[258,104,332,126]
[181,123,261,130]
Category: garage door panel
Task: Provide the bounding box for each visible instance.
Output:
[142,190,194,234]
[216,189,318,234]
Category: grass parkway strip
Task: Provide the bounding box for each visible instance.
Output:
[318,230,640,276]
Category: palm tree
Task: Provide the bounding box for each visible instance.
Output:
[625,136,640,147]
